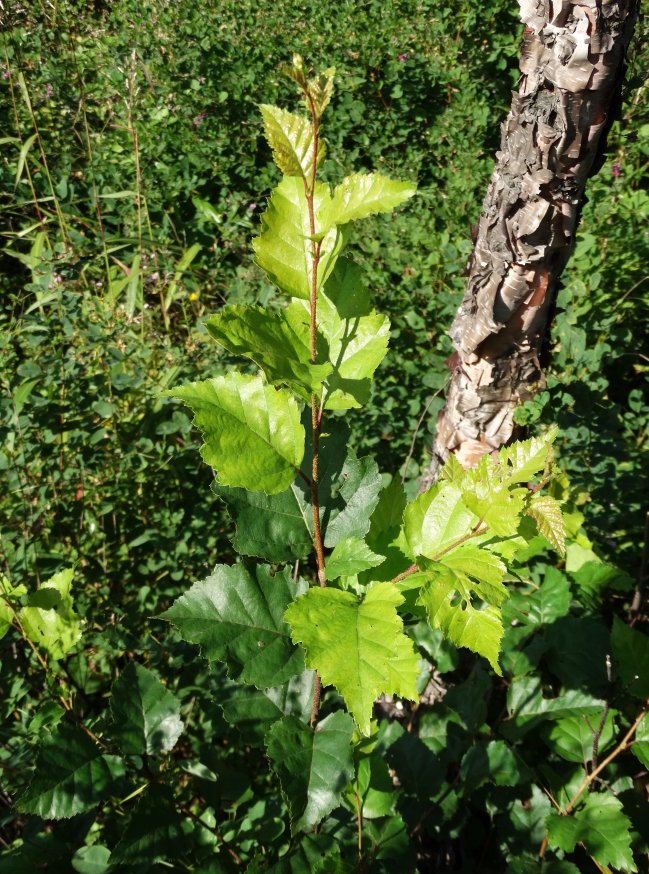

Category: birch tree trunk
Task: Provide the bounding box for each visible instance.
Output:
[423,0,639,486]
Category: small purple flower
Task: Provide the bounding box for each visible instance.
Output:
[248,202,257,212]
[45,83,54,99]
[193,112,206,126]
[611,162,622,178]
[398,53,408,62]
[1,70,10,80]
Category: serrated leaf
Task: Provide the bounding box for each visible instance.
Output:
[110,663,183,756]
[20,568,84,660]
[460,739,528,792]
[323,452,382,548]
[160,564,305,688]
[18,723,125,819]
[545,712,615,764]
[611,617,649,699]
[546,793,637,873]
[416,565,504,674]
[285,583,419,734]
[461,455,528,537]
[253,177,344,299]
[165,373,304,495]
[213,482,312,563]
[403,482,477,561]
[266,711,355,834]
[498,426,557,484]
[259,104,323,179]
[315,260,390,409]
[206,304,331,398]
[325,537,384,581]
[526,494,565,554]
[321,172,416,230]
[503,567,571,628]
[506,676,606,736]
[220,671,314,745]
[307,68,335,118]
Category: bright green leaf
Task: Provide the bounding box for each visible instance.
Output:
[266,711,355,834]
[18,723,125,819]
[631,713,649,770]
[285,583,419,734]
[416,565,504,674]
[0,576,27,641]
[321,172,416,230]
[525,494,565,554]
[403,482,477,561]
[20,568,83,660]
[259,104,323,179]
[546,793,637,873]
[325,537,384,580]
[165,373,305,495]
[71,845,111,874]
[205,304,331,397]
[161,564,306,688]
[110,663,183,756]
[253,177,344,299]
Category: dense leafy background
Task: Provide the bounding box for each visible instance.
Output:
[1,0,647,871]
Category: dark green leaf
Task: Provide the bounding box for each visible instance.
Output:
[611,616,649,699]
[161,564,306,688]
[18,723,125,819]
[110,662,183,756]
[265,711,355,834]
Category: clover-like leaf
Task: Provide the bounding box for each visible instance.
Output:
[160,564,306,688]
[266,711,355,834]
[285,582,419,734]
[165,373,305,495]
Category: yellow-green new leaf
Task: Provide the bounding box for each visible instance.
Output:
[417,565,504,674]
[321,172,416,231]
[165,373,304,495]
[253,177,344,299]
[525,494,566,555]
[307,67,335,118]
[0,576,27,641]
[20,568,83,660]
[285,583,419,734]
[404,482,478,561]
[259,104,324,179]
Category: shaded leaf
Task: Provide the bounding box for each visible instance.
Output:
[546,793,637,873]
[18,723,125,819]
[220,671,314,745]
[611,616,649,700]
[285,583,419,734]
[322,451,382,548]
[110,785,185,871]
[110,662,183,756]
[213,483,312,563]
[161,564,306,688]
[266,711,355,834]
[165,373,305,495]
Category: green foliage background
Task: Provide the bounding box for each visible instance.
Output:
[1,0,647,871]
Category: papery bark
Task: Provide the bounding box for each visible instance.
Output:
[422,0,639,487]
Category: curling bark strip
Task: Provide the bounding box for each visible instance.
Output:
[425,0,638,482]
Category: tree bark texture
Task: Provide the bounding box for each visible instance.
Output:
[423,0,639,487]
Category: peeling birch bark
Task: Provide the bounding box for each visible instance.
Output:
[422,0,639,487]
